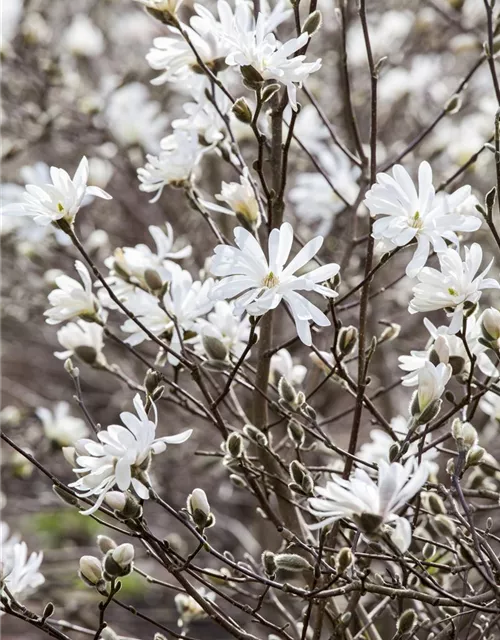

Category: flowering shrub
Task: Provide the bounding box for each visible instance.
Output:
[2,0,500,638]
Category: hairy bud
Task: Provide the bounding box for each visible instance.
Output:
[187,488,214,530]
[287,419,305,447]
[226,432,244,458]
[274,553,312,572]
[336,547,354,574]
[397,609,417,634]
[79,555,103,587]
[302,10,322,36]
[262,550,277,577]
[202,334,229,362]
[337,325,358,356]
[434,514,457,538]
[423,543,436,560]
[243,424,268,447]
[97,535,117,554]
[144,369,162,395]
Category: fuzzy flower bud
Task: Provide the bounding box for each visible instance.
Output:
[187,488,214,530]
[337,325,358,356]
[97,535,117,554]
[79,555,103,587]
[226,432,244,458]
[274,553,312,572]
[481,308,500,346]
[261,551,277,577]
[397,609,417,634]
[336,547,354,574]
[243,424,268,447]
[231,97,253,123]
[202,334,229,362]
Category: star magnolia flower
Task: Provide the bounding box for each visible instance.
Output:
[122,269,214,363]
[175,587,216,627]
[70,394,192,514]
[209,222,340,346]
[44,260,103,325]
[137,131,202,202]
[195,300,253,358]
[408,243,500,334]
[411,361,451,421]
[270,348,307,386]
[359,416,440,475]
[364,161,480,277]
[36,402,89,447]
[203,171,261,230]
[399,317,496,386]
[308,459,429,552]
[55,320,106,365]
[3,157,111,226]
[1,541,45,605]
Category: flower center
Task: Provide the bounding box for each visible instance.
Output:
[409,210,423,229]
[262,271,279,288]
[448,287,458,297]
[57,202,65,213]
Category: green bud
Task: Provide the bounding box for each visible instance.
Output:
[243,424,268,447]
[261,83,281,103]
[231,97,253,123]
[336,547,354,573]
[262,550,277,577]
[227,432,244,458]
[445,94,462,114]
[202,334,229,362]
[287,419,305,447]
[397,609,417,634]
[434,514,457,538]
[240,65,264,90]
[422,543,436,560]
[427,493,446,515]
[274,553,312,572]
[302,10,322,36]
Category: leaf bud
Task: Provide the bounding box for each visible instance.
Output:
[226,432,244,458]
[302,10,322,36]
[243,424,268,447]
[261,550,277,577]
[397,609,417,635]
[274,553,312,572]
[336,547,354,574]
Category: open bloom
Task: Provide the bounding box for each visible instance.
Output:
[210,223,340,346]
[1,541,44,605]
[3,157,111,226]
[309,459,429,551]
[70,394,192,514]
[55,320,105,365]
[365,162,480,277]
[44,261,103,325]
[409,244,500,334]
[36,402,89,446]
[195,300,253,358]
[203,171,261,230]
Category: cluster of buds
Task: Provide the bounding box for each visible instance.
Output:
[450,420,485,472]
[261,550,311,577]
[79,538,133,590]
[174,587,215,628]
[103,543,135,580]
[186,488,215,531]
[144,369,165,404]
[479,308,500,353]
[243,423,268,448]
[278,377,316,422]
[288,460,313,496]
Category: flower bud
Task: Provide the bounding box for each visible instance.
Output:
[427,493,446,515]
[105,492,143,519]
[112,543,135,569]
[262,550,277,577]
[243,424,268,447]
[278,376,298,406]
[99,628,120,640]
[287,419,305,447]
[232,97,253,122]
[445,94,462,114]
[202,334,229,362]
[187,488,214,530]
[379,323,401,342]
[144,268,163,292]
[226,432,244,458]
[261,83,281,103]
[274,553,312,572]
[144,369,162,394]
[336,547,354,574]
[434,514,457,538]
[357,512,384,535]
[337,325,358,356]
[240,65,264,90]
[105,491,127,512]
[302,9,322,36]
[397,609,417,634]
[466,446,485,467]
[422,543,436,560]
[97,535,117,554]
[79,555,103,587]
[481,308,500,344]
[52,484,79,507]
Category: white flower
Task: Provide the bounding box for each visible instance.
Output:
[175,587,216,627]
[412,361,451,419]
[105,83,169,152]
[1,541,44,604]
[480,391,500,423]
[223,8,321,109]
[122,269,214,363]
[3,157,111,226]
[137,131,202,202]
[270,349,307,386]
[195,300,253,358]
[70,394,192,514]
[44,261,103,325]
[289,148,360,235]
[210,222,340,346]
[62,15,104,57]
[480,307,500,347]
[172,94,229,146]
[36,402,89,447]
[364,162,480,278]
[408,244,500,334]
[399,317,496,386]
[359,416,440,475]
[55,320,105,365]
[203,170,261,229]
[308,459,429,551]
[135,0,183,14]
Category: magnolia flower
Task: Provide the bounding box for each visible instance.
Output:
[70,394,192,514]
[173,95,229,146]
[122,269,214,363]
[175,587,216,627]
[480,307,500,349]
[270,349,307,386]
[55,320,105,365]
[399,317,496,385]
[36,402,89,447]
[203,171,261,230]
[195,300,253,358]
[409,244,500,334]
[135,0,183,15]
[137,131,202,202]
[44,261,103,325]
[102,224,191,301]
[364,162,480,277]
[105,83,169,152]
[480,391,500,423]
[3,157,111,226]
[62,15,104,57]
[1,541,45,604]
[210,223,340,346]
[309,459,429,552]
[359,416,440,475]
[410,361,451,423]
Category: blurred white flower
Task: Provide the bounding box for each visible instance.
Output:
[137,131,202,202]
[36,402,89,446]
[3,157,111,227]
[210,222,339,345]
[45,261,103,325]
[309,459,429,551]
[365,162,480,277]
[290,148,360,235]
[1,541,44,605]
[70,394,192,514]
[270,349,307,386]
[480,391,500,423]
[172,95,229,145]
[55,320,105,365]
[1,0,23,53]
[409,244,500,334]
[106,83,169,152]
[63,15,104,57]
[175,587,216,627]
[359,416,440,475]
